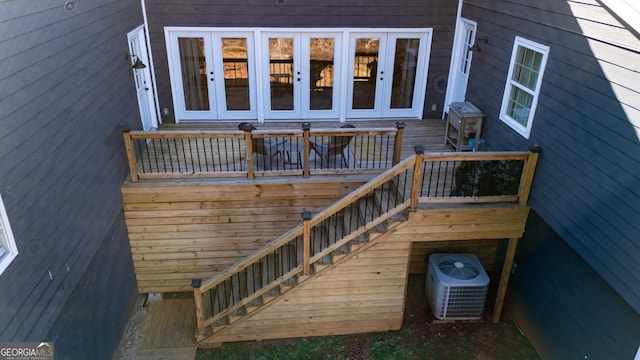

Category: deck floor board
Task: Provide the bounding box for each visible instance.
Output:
[140,296,198,352]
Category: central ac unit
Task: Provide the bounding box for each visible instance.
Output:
[425,253,489,320]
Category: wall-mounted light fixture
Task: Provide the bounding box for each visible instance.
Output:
[124,51,147,69]
[469,36,489,52]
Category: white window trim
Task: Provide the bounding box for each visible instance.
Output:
[499,36,550,139]
[0,192,18,274]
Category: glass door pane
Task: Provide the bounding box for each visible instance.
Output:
[302,33,341,119]
[382,32,430,118]
[221,37,250,110]
[212,33,257,120]
[268,37,295,111]
[352,37,380,110]
[390,38,420,109]
[309,37,334,111]
[168,32,217,120]
[178,37,210,111]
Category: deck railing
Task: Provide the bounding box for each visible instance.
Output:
[122,122,404,182]
[191,146,541,339]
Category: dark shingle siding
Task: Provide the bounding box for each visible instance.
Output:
[0,0,141,355]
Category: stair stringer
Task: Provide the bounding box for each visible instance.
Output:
[198,220,411,345]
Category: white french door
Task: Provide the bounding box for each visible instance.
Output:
[166,28,431,122]
[167,31,257,121]
[346,32,430,119]
[261,32,342,120]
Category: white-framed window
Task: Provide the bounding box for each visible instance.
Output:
[499,36,550,139]
[0,192,18,274]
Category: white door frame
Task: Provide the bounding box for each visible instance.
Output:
[127,25,159,130]
[443,17,477,118]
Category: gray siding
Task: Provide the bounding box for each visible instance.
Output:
[507,212,640,359]
[462,0,640,308]
[0,0,142,358]
[144,0,458,122]
[461,0,640,357]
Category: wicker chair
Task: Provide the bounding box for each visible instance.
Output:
[238,122,287,170]
[309,124,355,168]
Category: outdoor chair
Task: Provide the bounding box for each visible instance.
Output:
[238,122,287,170]
[310,124,356,168]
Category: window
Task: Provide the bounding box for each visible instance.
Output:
[0,192,18,274]
[500,37,550,138]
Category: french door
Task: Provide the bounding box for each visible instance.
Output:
[166,28,431,122]
[167,31,257,120]
[346,32,430,118]
[261,32,342,119]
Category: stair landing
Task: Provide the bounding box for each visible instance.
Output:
[137,294,197,360]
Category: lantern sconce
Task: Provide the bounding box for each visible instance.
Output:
[125,51,147,69]
[469,36,488,52]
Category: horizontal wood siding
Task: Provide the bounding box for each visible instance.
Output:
[398,205,527,277]
[144,0,458,122]
[462,0,640,314]
[506,211,640,359]
[207,240,410,343]
[0,0,143,357]
[122,178,366,293]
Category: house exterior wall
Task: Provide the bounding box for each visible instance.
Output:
[506,211,640,359]
[143,0,459,123]
[0,0,143,358]
[461,0,640,357]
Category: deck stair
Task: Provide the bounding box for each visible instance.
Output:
[189,147,542,343]
[191,158,415,343]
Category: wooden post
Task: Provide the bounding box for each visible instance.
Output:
[492,237,519,323]
[493,146,540,322]
[191,279,206,340]
[302,211,311,275]
[242,125,255,180]
[409,145,425,209]
[392,121,405,166]
[302,122,311,178]
[518,145,541,205]
[122,129,139,183]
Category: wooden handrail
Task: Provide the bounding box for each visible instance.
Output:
[123,126,401,182]
[193,147,542,333]
[199,154,417,294]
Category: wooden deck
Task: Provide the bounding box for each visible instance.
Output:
[121,118,540,351]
